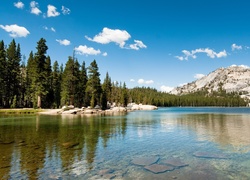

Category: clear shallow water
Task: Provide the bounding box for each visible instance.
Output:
[1,107,250,179]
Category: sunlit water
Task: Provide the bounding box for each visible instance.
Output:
[1,107,250,179]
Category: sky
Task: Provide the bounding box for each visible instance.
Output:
[1,0,250,92]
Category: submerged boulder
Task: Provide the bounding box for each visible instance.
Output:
[144,164,174,174]
[131,156,159,166]
[162,157,189,168]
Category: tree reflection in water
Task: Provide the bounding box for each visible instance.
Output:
[0,114,127,179]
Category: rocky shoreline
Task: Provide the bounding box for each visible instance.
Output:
[38,103,158,116]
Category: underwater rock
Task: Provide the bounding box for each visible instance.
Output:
[144,164,174,174]
[132,156,159,166]
[62,142,79,149]
[162,157,189,168]
[193,152,229,159]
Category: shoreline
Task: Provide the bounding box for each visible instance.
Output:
[0,104,159,115]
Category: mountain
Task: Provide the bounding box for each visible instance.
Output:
[170,65,250,99]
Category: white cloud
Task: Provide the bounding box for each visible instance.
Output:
[62,6,70,15]
[14,1,24,9]
[30,1,41,15]
[47,5,60,17]
[130,79,135,82]
[86,27,131,48]
[44,26,56,32]
[51,27,56,32]
[129,40,147,50]
[230,64,249,69]
[194,73,205,79]
[231,43,242,51]
[75,45,101,56]
[102,52,108,56]
[138,79,154,84]
[160,85,174,93]
[176,48,227,60]
[0,24,30,38]
[56,39,71,46]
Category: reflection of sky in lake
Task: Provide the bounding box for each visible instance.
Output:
[1,108,250,179]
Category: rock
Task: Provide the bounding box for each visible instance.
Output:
[193,152,229,159]
[144,164,174,174]
[128,103,158,110]
[98,169,114,175]
[62,142,79,149]
[131,156,159,166]
[111,107,127,112]
[162,157,189,168]
[61,109,78,114]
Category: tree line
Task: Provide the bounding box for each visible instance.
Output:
[0,38,248,109]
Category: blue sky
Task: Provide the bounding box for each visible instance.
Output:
[1,0,250,92]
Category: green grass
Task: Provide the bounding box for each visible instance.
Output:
[0,109,44,114]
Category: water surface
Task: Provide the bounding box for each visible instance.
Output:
[1,107,250,179]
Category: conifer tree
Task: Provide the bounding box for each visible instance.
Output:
[44,56,53,107]
[86,60,102,108]
[61,56,76,105]
[25,51,35,107]
[0,40,6,107]
[6,39,21,107]
[101,72,112,109]
[52,61,61,108]
[33,38,48,108]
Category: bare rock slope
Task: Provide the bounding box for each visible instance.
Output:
[170,65,250,99]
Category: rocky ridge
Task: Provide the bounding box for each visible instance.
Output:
[170,65,250,99]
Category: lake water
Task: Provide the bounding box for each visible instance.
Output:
[1,107,250,179]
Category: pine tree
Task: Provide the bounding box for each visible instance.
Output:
[6,39,21,107]
[101,72,112,109]
[52,61,61,108]
[86,60,102,108]
[33,38,48,108]
[25,51,35,107]
[0,40,6,107]
[61,56,76,105]
[121,82,128,107]
[43,56,53,108]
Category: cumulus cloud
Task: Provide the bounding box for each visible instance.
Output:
[130,79,135,82]
[14,1,24,9]
[75,45,101,56]
[129,40,147,50]
[138,79,154,84]
[47,5,60,17]
[102,52,108,56]
[85,27,131,48]
[176,48,227,60]
[231,43,242,51]
[0,24,30,38]
[194,74,205,79]
[62,6,70,15]
[160,85,174,93]
[30,1,41,15]
[56,39,70,46]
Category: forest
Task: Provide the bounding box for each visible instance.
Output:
[0,38,248,109]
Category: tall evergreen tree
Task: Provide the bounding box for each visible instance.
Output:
[61,56,76,105]
[80,61,88,107]
[6,40,21,108]
[43,56,53,108]
[120,82,128,107]
[33,38,48,108]
[0,40,6,107]
[86,60,102,108]
[25,51,35,107]
[52,61,61,108]
[101,72,112,109]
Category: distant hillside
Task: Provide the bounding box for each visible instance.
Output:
[170,65,250,100]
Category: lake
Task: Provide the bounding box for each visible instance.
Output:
[1,107,250,179]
